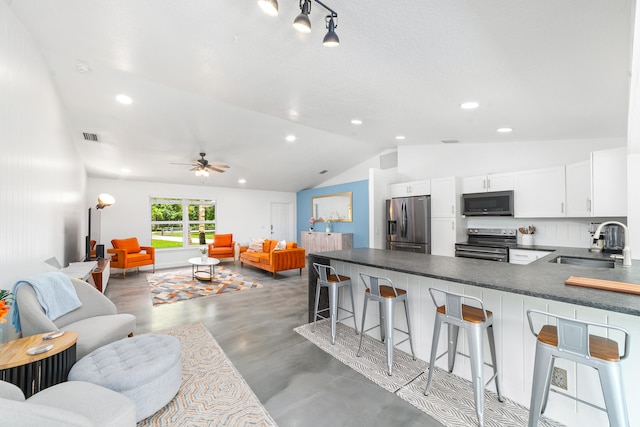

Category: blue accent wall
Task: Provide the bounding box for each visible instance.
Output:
[296,180,369,248]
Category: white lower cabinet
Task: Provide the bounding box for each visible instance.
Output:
[509,249,552,265]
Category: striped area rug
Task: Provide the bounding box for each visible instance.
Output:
[146,267,263,306]
[295,320,564,427]
[138,322,277,427]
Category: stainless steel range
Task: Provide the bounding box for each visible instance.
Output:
[455,228,517,262]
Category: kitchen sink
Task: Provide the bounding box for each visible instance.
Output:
[549,256,615,269]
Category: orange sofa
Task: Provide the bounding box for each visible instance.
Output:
[108,237,155,278]
[208,233,236,260]
[239,239,305,278]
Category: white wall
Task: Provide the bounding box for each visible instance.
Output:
[627,3,640,259]
[88,178,296,269]
[0,3,87,339]
[398,138,625,180]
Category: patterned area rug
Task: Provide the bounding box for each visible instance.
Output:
[146,267,263,306]
[138,322,277,427]
[295,320,564,427]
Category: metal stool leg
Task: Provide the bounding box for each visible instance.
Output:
[312,282,322,332]
[486,324,504,402]
[403,300,416,360]
[528,344,554,427]
[447,323,460,373]
[383,298,395,375]
[424,315,443,395]
[357,297,369,357]
[328,283,339,344]
[599,363,630,427]
[348,281,359,334]
[468,325,485,426]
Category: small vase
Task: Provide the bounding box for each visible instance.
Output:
[325,224,331,233]
[201,254,208,262]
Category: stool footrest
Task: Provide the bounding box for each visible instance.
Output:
[549,388,606,413]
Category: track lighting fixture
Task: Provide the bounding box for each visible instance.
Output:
[260,0,339,47]
[257,0,279,16]
[293,0,312,33]
[322,15,339,47]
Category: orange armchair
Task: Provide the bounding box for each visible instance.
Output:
[208,233,236,261]
[107,237,155,277]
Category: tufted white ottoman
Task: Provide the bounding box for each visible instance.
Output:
[68,334,182,422]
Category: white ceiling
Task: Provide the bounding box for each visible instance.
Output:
[6,0,634,192]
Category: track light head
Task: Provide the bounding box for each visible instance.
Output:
[293,0,312,33]
[257,0,279,16]
[322,15,339,47]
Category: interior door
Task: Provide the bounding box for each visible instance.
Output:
[270,202,293,241]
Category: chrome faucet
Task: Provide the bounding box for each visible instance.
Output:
[593,221,632,267]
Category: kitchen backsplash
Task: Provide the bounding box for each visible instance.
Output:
[467,217,627,248]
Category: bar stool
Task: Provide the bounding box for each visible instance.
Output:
[312,263,359,345]
[424,288,503,427]
[356,273,415,376]
[527,310,630,427]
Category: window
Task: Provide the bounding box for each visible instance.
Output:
[150,197,216,249]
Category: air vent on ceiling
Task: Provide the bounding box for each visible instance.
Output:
[82,132,99,142]
[441,139,460,144]
[319,170,328,174]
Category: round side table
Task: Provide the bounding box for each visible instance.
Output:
[188,257,221,281]
[0,331,78,397]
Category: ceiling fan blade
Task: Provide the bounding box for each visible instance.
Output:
[188,166,200,171]
[206,166,227,173]
[212,164,230,169]
[170,162,198,166]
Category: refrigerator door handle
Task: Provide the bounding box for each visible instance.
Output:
[401,201,407,237]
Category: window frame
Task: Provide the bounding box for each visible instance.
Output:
[150,197,216,249]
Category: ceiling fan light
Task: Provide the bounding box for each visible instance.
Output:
[195,169,209,177]
[257,0,278,16]
[323,17,339,47]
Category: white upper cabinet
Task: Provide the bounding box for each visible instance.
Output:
[591,147,626,217]
[514,166,566,218]
[431,176,460,217]
[389,180,431,198]
[462,173,514,194]
[565,160,591,217]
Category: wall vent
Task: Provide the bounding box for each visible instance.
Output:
[82,132,99,142]
[379,151,398,169]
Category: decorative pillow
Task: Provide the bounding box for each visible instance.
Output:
[274,240,287,250]
[247,238,265,252]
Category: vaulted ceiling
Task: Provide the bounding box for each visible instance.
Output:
[6,0,634,192]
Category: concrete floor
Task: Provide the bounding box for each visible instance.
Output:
[106,262,444,427]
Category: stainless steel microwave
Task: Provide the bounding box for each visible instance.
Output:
[462,190,514,216]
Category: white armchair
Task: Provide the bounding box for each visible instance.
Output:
[15,277,135,359]
[0,380,136,426]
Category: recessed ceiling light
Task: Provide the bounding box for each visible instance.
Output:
[120,168,131,174]
[497,127,513,133]
[288,109,299,119]
[460,101,479,110]
[286,135,296,142]
[395,135,406,140]
[351,119,363,125]
[238,178,247,184]
[116,94,132,104]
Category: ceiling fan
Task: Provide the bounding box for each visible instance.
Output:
[171,152,230,176]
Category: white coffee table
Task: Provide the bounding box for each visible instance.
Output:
[188,257,221,281]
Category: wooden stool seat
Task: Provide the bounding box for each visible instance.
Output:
[537,325,620,362]
[365,286,406,298]
[436,304,492,324]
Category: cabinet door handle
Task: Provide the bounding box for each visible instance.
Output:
[561,202,564,213]
[587,199,591,212]
[451,205,454,215]
[451,221,455,230]
[486,179,490,189]
[483,179,487,189]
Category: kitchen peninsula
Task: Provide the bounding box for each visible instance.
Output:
[308,248,640,427]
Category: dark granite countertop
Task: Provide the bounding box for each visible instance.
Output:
[308,247,640,316]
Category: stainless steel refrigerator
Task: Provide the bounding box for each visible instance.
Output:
[386,196,431,253]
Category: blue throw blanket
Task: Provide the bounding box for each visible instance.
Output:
[11,272,83,333]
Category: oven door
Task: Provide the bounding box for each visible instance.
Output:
[454,244,509,262]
